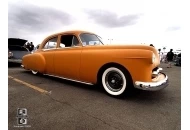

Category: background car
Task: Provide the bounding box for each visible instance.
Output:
[8,38,31,64]
[174,53,181,66]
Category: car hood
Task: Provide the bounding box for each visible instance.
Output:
[83,44,160,62]
[8,38,27,46]
[84,44,158,53]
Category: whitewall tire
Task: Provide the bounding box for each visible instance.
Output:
[31,70,38,75]
[102,67,128,96]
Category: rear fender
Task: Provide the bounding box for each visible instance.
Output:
[22,53,46,73]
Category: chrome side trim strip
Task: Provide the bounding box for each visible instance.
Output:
[8,59,22,63]
[43,74,94,85]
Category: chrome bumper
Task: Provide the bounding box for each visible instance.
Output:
[8,59,22,63]
[134,72,169,91]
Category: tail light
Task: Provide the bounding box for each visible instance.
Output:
[8,51,13,58]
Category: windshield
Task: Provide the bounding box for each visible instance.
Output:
[79,33,104,46]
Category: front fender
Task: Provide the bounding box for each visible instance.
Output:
[113,49,152,61]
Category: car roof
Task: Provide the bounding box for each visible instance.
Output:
[48,30,96,37]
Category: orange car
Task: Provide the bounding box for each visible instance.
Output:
[21,30,169,96]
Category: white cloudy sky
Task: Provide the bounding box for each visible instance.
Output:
[8,0,188,51]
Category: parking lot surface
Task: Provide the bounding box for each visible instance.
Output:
[8,63,181,130]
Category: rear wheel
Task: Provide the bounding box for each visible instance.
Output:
[101,67,130,96]
[31,70,38,75]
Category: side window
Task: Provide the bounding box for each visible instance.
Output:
[72,36,80,46]
[43,37,58,49]
[79,33,103,46]
[60,35,80,48]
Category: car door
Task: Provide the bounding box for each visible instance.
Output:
[40,36,58,74]
[54,34,82,80]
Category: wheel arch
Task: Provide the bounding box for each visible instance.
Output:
[97,62,133,87]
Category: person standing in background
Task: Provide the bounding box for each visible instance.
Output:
[166,49,174,68]
[26,42,30,51]
[30,42,34,51]
[160,52,164,62]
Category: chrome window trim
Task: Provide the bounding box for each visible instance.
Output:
[72,36,74,46]
[56,46,82,49]
[41,48,57,51]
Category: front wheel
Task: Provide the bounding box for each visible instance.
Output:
[101,67,130,96]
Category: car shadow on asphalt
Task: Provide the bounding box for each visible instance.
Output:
[8,62,21,68]
[21,70,169,102]
[122,88,168,101]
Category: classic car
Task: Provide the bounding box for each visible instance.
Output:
[21,30,169,96]
[8,38,31,63]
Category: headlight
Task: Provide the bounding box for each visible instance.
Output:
[152,53,156,63]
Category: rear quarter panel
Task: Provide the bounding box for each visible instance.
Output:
[22,52,46,73]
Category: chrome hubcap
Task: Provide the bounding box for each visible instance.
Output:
[105,71,123,92]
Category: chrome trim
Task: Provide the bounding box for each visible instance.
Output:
[43,74,94,85]
[72,35,74,46]
[42,48,55,51]
[77,33,85,47]
[152,67,163,75]
[56,46,81,49]
[8,59,22,63]
[152,53,156,63]
[134,72,169,91]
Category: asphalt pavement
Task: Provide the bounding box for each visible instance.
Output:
[8,63,181,130]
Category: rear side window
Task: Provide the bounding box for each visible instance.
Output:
[43,37,58,49]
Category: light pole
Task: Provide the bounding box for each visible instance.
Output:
[108,39,113,44]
